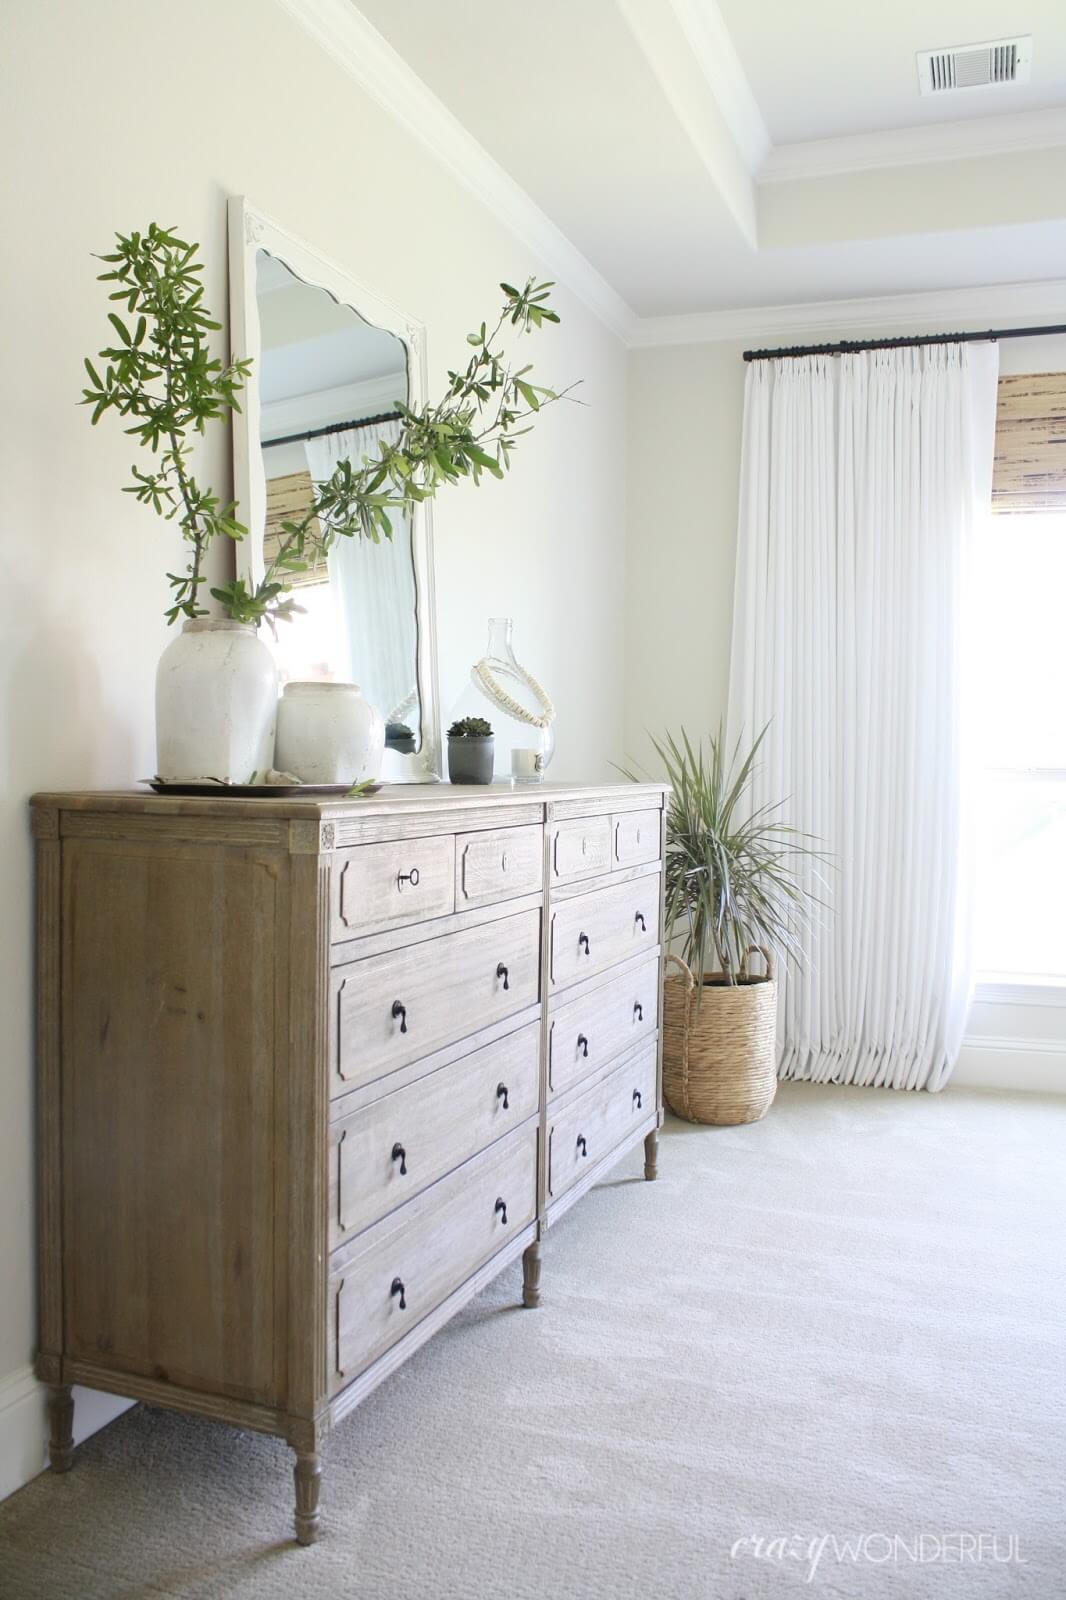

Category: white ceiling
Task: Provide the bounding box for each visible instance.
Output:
[716,0,1066,143]
[306,0,1066,326]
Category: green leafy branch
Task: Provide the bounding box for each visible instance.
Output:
[213,277,578,627]
[80,223,253,624]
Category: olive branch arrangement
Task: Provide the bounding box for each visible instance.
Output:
[81,223,575,627]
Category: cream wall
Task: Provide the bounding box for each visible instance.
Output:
[0,0,627,1494]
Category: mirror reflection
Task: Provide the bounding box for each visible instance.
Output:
[256,250,420,747]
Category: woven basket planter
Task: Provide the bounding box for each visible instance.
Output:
[662,949,778,1126]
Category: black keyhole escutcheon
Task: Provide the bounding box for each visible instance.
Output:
[496,962,510,991]
[390,1277,407,1311]
[391,1142,408,1176]
[392,1000,408,1034]
[497,1082,510,1110]
[494,1196,508,1226]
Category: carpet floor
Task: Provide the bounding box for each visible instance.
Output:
[1,1082,1063,1599]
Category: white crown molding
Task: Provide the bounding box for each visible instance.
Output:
[628,278,1066,349]
[760,106,1066,184]
[274,0,636,342]
[665,0,770,174]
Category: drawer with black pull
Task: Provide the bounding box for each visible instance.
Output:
[328,1022,540,1246]
[329,907,541,1095]
[547,956,659,1099]
[547,1044,657,1202]
[548,872,659,992]
[328,1121,537,1390]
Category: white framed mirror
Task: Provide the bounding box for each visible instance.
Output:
[227,195,441,781]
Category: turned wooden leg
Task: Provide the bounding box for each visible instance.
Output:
[643,1129,659,1182]
[522,1240,542,1309]
[293,1451,322,1546]
[47,1384,75,1473]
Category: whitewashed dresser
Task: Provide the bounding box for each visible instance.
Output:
[31,782,667,1542]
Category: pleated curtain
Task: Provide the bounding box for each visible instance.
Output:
[727,344,999,1091]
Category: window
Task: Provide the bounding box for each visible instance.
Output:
[972,511,1066,983]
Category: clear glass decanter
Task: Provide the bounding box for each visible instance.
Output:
[467,617,555,781]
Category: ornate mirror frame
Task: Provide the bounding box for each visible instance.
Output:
[227,195,442,782]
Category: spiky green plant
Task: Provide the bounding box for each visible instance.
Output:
[624,726,825,985]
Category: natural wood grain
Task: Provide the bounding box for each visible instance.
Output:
[330,909,541,1094]
[549,816,612,885]
[548,955,660,1099]
[61,840,280,1404]
[329,1024,539,1246]
[329,1122,537,1387]
[522,1240,542,1309]
[47,1385,74,1473]
[612,808,661,870]
[332,833,455,943]
[35,813,63,1367]
[549,874,661,991]
[546,1045,658,1202]
[456,823,543,910]
[644,1129,659,1181]
[293,1451,322,1546]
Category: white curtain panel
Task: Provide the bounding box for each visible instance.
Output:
[727,343,999,1091]
[305,418,418,723]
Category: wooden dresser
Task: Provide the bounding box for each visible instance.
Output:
[31,782,667,1542]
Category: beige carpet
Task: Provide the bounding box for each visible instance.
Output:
[2,1082,1064,1599]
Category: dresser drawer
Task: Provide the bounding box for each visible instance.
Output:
[331,909,541,1094]
[329,1122,537,1389]
[329,1023,540,1247]
[456,823,543,910]
[612,808,661,870]
[547,1047,657,1201]
[548,957,659,1098]
[332,834,455,943]
[549,816,612,885]
[549,873,659,992]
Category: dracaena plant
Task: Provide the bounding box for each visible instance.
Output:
[82,223,575,628]
[624,726,826,985]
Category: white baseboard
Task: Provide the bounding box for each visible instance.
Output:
[953,1035,1066,1093]
[0,1365,133,1502]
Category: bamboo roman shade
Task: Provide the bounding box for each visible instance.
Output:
[264,471,326,588]
[991,372,1066,512]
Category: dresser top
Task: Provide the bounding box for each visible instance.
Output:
[31,781,668,824]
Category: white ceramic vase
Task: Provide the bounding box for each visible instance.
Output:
[155,618,278,784]
[275,681,384,786]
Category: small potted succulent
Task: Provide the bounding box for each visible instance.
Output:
[448,717,495,785]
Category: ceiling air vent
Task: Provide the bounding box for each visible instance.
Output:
[917,36,1031,95]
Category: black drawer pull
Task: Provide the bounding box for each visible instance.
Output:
[632,1089,643,1110]
[496,1082,510,1110]
[494,1196,508,1225]
[635,912,646,932]
[576,1134,588,1158]
[496,962,510,991]
[634,1001,644,1022]
[390,1277,407,1311]
[397,866,420,888]
[577,1033,589,1058]
[391,1142,408,1176]
[391,1000,408,1034]
[578,933,591,956]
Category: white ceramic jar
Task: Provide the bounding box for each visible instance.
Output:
[275,681,385,786]
[155,618,278,783]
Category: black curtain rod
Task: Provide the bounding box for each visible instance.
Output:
[743,322,1066,362]
[262,409,402,449]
